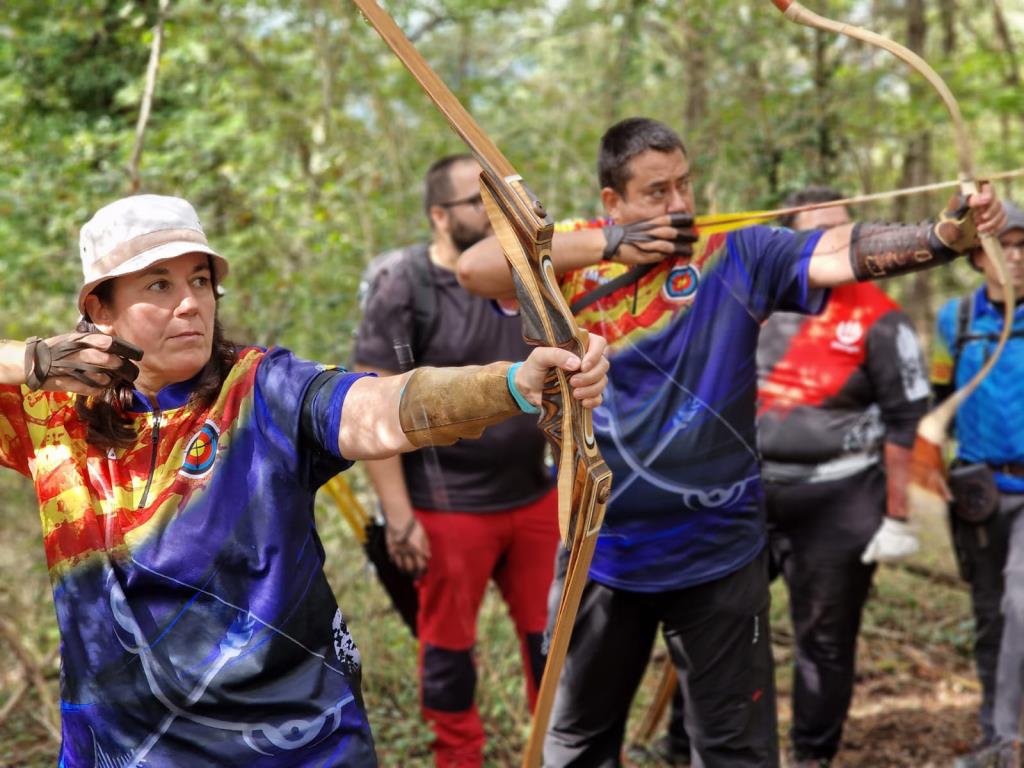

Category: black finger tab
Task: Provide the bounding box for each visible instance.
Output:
[668,211,695,228]
[106,337,144,361]
[23,337,51,390]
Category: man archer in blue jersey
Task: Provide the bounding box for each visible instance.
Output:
[458,117,1007,767]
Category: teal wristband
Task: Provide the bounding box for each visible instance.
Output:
[507,362,541,414]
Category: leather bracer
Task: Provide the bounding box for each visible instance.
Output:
[398,362,523,448]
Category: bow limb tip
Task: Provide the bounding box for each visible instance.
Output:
[907,432,951,518]
[907,406,954,519]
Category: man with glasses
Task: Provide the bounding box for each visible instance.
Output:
[935,201,1024,768]
[354,154,559,767]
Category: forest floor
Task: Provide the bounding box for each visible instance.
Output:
[0,471,984,767]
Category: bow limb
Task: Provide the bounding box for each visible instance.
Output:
[351,2,613,764]
[770,0,1014,517]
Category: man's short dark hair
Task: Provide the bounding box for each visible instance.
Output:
[423,153,475,224]
[778,186,843,229]
[598,118,687,194]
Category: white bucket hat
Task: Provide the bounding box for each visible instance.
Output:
[78,194,229,314]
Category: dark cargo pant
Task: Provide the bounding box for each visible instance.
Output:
[663,467,883,762]
[543,550,778,768]
[764,467,883,761]
[951,492,1024,743]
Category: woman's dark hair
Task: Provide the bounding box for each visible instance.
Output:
[74,258,238,450]
[598,118,688,195]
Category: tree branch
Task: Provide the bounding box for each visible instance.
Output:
[128,0,172,194]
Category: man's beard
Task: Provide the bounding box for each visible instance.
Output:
[450,217,490,253]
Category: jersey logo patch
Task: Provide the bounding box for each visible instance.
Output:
[180,420,220,479]
[663,264,700,303]
[832,320,864,352]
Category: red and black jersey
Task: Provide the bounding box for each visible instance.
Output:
[757,282,928,479]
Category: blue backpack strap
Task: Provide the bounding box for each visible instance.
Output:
[952,294,972,385]
[952,294,1024,384]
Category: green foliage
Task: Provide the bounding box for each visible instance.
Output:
[0,1,1021,763]
[1,0,1021,345]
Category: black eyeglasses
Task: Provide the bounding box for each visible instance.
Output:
[439,193,484,209]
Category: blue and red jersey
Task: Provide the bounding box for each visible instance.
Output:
[557,223,826,591]
[756,281,928,480]
[0,347,376,767]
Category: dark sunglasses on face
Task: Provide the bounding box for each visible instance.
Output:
[439,193,484,209]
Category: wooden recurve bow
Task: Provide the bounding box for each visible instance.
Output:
[769,0,1014,518]
[350,2,613,765]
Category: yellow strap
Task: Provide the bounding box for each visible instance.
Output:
[322,475,370,544]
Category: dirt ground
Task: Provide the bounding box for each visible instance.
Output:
[830,639,981,767]
[623,509,983,768]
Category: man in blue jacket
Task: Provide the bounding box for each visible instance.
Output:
[933,201,1024,768]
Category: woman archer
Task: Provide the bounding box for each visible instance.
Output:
[0,194,607,767]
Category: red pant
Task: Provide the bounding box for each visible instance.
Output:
[415,488,559,768]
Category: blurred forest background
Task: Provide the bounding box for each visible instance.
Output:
[0,0,1022,765]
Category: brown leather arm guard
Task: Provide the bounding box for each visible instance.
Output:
[398,362,523,448]
[849,193,977,281]
[24,333,143,391]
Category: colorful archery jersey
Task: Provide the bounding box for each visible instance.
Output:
[0,347,377,767]
[556,222,827,591]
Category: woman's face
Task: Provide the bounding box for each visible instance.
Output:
[85,252,217,396]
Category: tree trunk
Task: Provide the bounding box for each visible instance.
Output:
[992,0,1023,163]
[813,26,837,180]
[896,0,936,337]
[605,0,646,122]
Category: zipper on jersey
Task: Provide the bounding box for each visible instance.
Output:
[137,406,162,509]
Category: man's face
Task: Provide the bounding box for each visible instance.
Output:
[974,227,1024,298]
[602,149,695,225]
[436,160,493,253]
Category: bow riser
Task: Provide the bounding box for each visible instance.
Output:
[351,2,613,764]
[481,174,612,766]
[479,177,611,547]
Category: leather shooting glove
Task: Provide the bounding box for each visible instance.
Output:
[24,333,143,391]
[930,193,979,256]
[602,212,698,262]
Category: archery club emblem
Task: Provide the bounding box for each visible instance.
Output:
[663,264,700,303]
[831,320,864,353]
[180,420,220,479]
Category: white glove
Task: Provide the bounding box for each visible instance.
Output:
[861,517,920,564]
